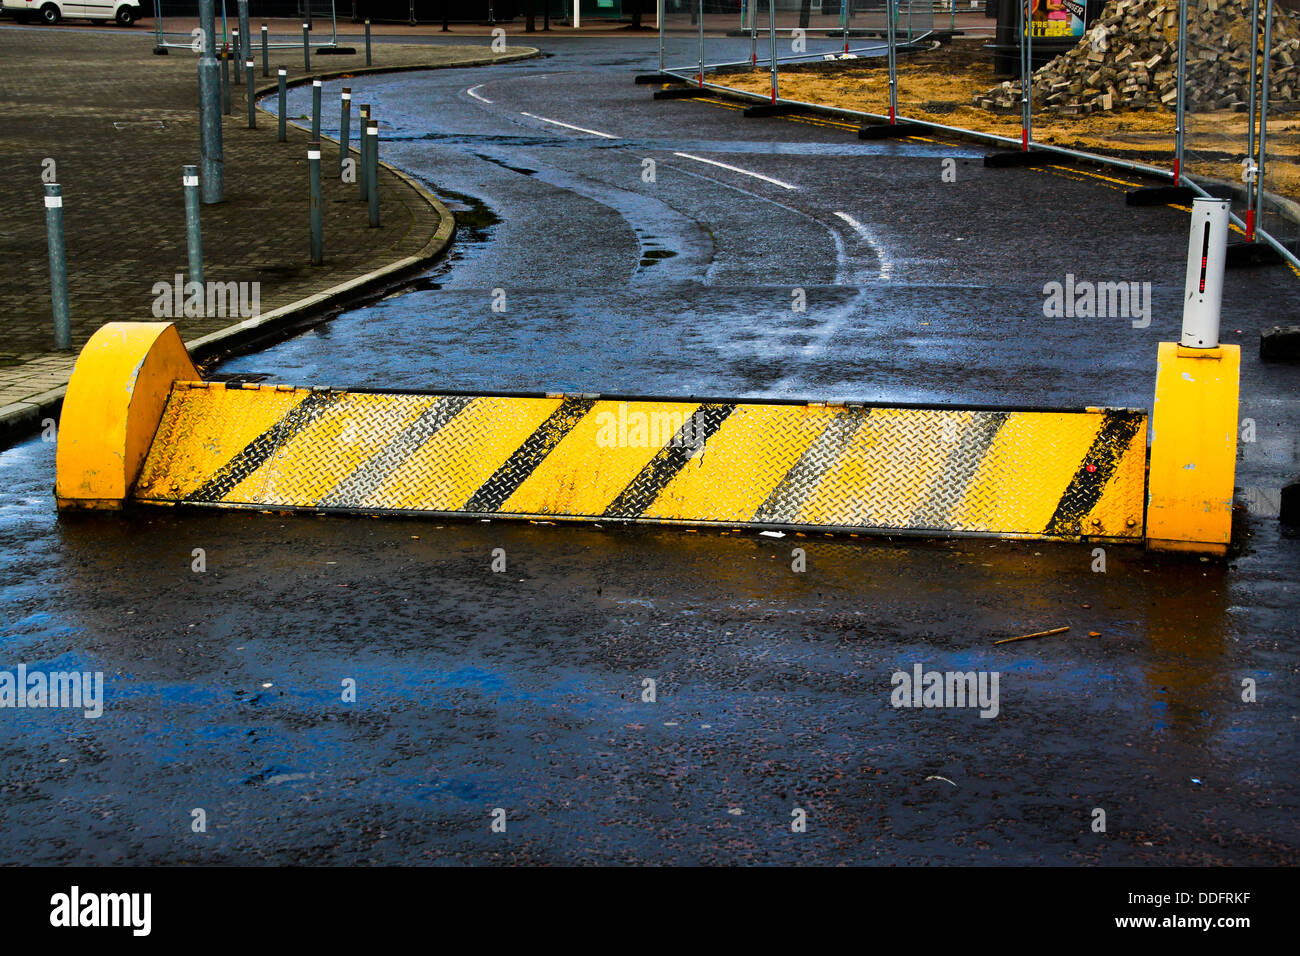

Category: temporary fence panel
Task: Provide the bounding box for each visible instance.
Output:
[893,0,951,129]
[660,0,704,79]
[153,2,339,52]
[1181,0,1257,234]
[1255,0,1300,253]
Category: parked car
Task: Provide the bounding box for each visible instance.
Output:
[1,0,143,26]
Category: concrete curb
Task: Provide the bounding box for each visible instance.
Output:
[0,46,538,451]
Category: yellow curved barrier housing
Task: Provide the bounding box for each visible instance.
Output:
[55,322,200,510]
[1146,343,1241,555]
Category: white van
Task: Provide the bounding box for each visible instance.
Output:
[2,0,142,26]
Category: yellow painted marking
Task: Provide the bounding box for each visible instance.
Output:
[1081,423,1148,536]
[1045,164,1144,189]
[643,404,830,522]
[229,393,436,507]
[1168,202,1248,237]
[796,408,950,528]
[364,396,561,511]
[954,412,1101,532]
[134,385,307,501]
[502,401,700,516]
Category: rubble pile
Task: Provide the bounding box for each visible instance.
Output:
[976,0,1300,115]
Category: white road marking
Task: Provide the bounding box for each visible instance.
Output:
[671,152,797,190]
[466,85,493,104]
[520,112,616,139]
[833,211,894,281]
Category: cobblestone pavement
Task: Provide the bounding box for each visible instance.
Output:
[0,24,535,420]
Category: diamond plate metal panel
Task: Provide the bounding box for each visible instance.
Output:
[132,384,1147,541]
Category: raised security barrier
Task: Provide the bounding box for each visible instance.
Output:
[128,382,1148,540]
[56,322,1154,544]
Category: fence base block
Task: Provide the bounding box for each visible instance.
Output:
[1261,326,1300,362]
[653,87,706,100]
[859,121,927,139]
[1226,241,1283,268]
[984,150,1054,168]
[743,104,796,118]
[1125,185,1198,206]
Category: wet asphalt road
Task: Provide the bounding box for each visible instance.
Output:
[2,37,1299,865]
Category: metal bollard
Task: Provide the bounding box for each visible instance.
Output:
[237,0,250,63]
[1181,198,1230,349]
[367,119,380,227]
[358,104,370,200]
[44,184,71,350]
[309,142,323,265]
[365,19,372,66]
[246,60,256,128]
[221,47,231,114]
[303,22,311,71]
[183,165,204,288]
[198,0,223,203]
[339,87,352,179]
[261,23,269,77]
[311,79,322,142]
[277,68,287,141]
[232,29,240,84]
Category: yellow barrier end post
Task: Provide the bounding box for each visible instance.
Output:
[55,322,200,510]
[1147,199,1241,556]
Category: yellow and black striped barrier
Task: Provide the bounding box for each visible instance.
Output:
[128,381,1148,539]
[54,321,1238,552]
[55,321,1242,548]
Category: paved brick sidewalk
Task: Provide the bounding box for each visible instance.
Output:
[0,24,536,439]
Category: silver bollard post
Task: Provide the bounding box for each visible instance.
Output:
[198,0,223,204]
[261,23,269,77]
[367,120,380,227]
[303,22,311,71]
[339,87,352,179]
[237,0,250,63]
[1181,198,1230,349]
[221,46,232,114]
[232,29,241,84]
[311,78,322,141]
[246,60,256,128]
[309,142,323,265]
[44,184,71,350]
[183,165,204,288]
[358,103,370,200]
[278,68,287,141]
[365,19,372,66]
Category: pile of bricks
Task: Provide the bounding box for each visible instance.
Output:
[974,0,1300,116]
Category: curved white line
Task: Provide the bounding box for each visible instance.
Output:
[671,152,797,191]
[466,85,493,104]
[834,211,894,282]
[520,112,616,139]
